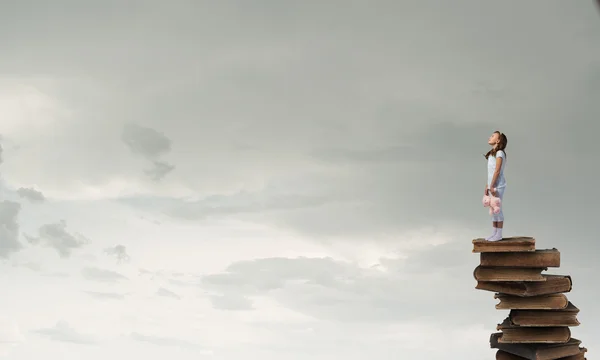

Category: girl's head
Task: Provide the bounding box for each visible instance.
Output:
[485,131,507,159]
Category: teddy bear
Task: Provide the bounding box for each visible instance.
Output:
[482,189,502,215]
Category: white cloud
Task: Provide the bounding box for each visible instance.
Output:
[0,80,66,139]
[0,318,24,357]
[83,291,127,300]
[129,332,205,350]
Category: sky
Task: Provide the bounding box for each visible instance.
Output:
[1,1,600,359]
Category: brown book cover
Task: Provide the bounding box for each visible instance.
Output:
[476,275,572,297]
[490,333,582,360]
[509,302,580,327]
[474,265,547,282]
[496,348,586,360]
[481,249,560,268]
[495,293,569,310]
[472,236,536,253]
[561,348,587,360]
[497,317,570,343]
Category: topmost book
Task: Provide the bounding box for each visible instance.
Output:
[472,236,535,253]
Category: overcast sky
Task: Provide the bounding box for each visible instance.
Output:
[1,1,599,359]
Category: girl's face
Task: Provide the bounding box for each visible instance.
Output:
[488,132,500,146]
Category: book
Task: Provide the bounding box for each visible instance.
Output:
[476,275,572,297]
[509,302,580,327]
[481,249,560,268]
[496,348,587,360]
[473,236,536,253]
[496,317,570,343]
[475,236,588,359]
[490,333,582,360]
[495,293,569,310]
[474,265,547,282]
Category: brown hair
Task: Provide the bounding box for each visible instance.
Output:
[484,131,507,159]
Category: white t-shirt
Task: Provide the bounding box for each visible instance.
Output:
[487,150,506,189]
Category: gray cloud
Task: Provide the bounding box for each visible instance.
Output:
[121,123,172,159]
[104,244,130,263]
[25,220,88,257]
[122,123,175,181]
[0,141,3,165]
[31,321,95,345]
[156,287,181,300]
[471,81,508,99]
[23,233,39,244]
[310,145,433,164]
[119,177,351,224]
[168,193,339,221]
[81,267,128,282]
[1,2,597,249]
[16,187,46,203]
[113,119,516,241]
[144,160,175,181]
[200,240,491,325]
[0,201,22,258]
[309,121,492,165]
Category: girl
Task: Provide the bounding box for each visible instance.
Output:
[484,131,507,241]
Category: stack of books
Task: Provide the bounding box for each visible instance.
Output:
[472,236,588,360]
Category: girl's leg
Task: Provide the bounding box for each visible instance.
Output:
[484,187,497,240]
[489,188,505,241]
[485,224,497,240]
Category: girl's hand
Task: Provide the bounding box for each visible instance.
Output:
[489,188,496,196]
[484,185,489,195]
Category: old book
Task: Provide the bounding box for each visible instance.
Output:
[476,275,572,296]
[509,302,580,327]
[481,249,560,268]
[490,333,582,360]
[496,347,586,360]
[497,317,570,343]
[474,265,547,282]
[561,348,587,360]
[472,236,536,253]
[495,293,569,310]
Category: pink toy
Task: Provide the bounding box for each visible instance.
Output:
[482,189,502,215]
[482,195,491,207]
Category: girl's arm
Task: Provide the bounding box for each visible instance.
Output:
[490,157,503,189]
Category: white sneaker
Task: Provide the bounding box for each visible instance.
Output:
[485,228,497,240]
[488,233,503,242]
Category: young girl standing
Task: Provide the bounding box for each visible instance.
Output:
[484,131,508,241]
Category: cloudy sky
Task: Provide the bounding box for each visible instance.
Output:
[1,1,600,359]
